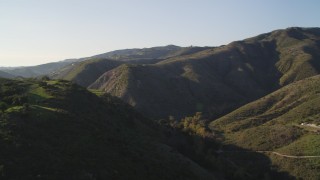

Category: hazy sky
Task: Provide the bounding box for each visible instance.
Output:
[1,0,319,66]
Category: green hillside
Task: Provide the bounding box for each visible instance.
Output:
[210,75,320,179]
[0,78,217,180]
[89,27,320,119]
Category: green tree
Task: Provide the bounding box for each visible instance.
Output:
[21,103,30,116]
[41,76,50,81]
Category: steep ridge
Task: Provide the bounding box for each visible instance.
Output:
[210,75,320,179]
[89,27,320,119]
[51,58,124,87]
[0,78,217,180]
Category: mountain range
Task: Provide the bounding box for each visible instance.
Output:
[1,27,320,179]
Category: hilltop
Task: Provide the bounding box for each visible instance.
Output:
[89,45,209,61]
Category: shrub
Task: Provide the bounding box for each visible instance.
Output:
[0,101,8,112]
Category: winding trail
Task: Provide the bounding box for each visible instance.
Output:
[257,151,320,159]
[219,150,320,159]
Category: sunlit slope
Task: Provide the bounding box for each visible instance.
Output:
[210,75,320,179]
